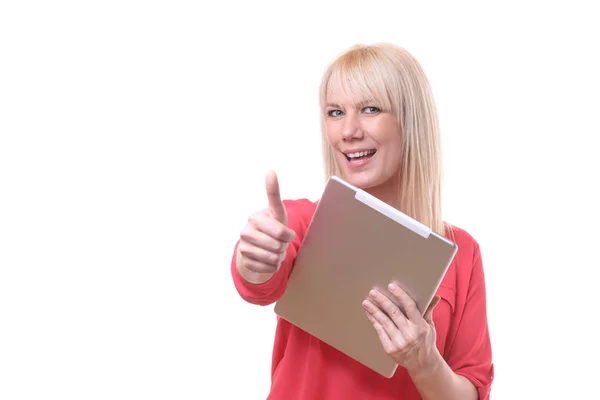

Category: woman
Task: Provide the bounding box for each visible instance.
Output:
[230,43,494,399]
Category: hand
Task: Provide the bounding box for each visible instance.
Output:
[236,171,296,277]
[362,282,441,376]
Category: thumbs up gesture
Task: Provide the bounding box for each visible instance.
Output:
[265,170,288,227]
[236,171,296,281]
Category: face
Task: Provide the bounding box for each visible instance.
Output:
[324,88,403,194]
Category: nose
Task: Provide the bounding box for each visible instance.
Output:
[341,112,363,140]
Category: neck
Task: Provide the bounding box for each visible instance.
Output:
[364,178,401,210]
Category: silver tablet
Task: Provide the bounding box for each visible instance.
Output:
[274,176,457,378]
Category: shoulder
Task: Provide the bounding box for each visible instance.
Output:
[443,224,489,300]
[447,224,481,255]
[445,224,485,277]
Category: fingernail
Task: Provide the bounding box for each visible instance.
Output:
[369,289,378,298]
[388,282,399,291]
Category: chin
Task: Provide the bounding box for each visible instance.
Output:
[342,171,383,189]
[338,166,398,194]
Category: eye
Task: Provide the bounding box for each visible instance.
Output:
[363,106,381,114]
[327,109,343,118]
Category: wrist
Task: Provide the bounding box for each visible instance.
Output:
[407,348,445,381]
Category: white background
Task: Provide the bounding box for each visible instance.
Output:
[1,1,599,399]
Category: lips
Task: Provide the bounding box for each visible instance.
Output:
[344,149,376,161]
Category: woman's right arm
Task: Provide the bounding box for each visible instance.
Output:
[230,172,308,306]
[231,230,302,305]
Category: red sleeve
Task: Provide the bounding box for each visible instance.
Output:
[446,241,494,399]
[230,199,313,306]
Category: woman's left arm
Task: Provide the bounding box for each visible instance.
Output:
[406,349,478,400]
[362,283,478,400]
[363,240,493,400]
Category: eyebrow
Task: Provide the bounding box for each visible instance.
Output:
[325,99,377,109]
[356,99,377,108]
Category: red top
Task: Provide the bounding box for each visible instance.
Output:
[231,199,494,400]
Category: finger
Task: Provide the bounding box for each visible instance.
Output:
[423,295,441,324]
[240,223,288,253]
[265,170,287,224]
[366,311,394,353]
[362,299,402,339]
[240,257,278,274]
[237,240,284,267]
[249,212,296,242]
[368,289,408,329]
[388,282,421,321]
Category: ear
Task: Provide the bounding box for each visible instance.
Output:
[423,295,441,324]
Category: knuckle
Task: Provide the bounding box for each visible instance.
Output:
[248,212,261,222]
[243,260,259,272]
[381,318,395,330]
[389,306,403,319]
[405,335,418,349]
[273,226,287,240]
[284,228,295,240]
[268,251,280,265]
[268,238,281,252]
[239,225,253,239]
[277,240,288,253]
[238,243,253,257]
[247,262,266,274]
[391,340,405,355]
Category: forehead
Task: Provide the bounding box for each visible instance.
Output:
[325,76,374,106]
[323,67,392,111]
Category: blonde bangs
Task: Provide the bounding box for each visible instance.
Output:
[319,47,399,116]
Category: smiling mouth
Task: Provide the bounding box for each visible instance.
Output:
[344,149,377,162]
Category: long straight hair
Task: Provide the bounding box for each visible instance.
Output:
[319,43,448,237]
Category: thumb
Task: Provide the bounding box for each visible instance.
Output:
[265,170,287,224]
[423,295,441,324]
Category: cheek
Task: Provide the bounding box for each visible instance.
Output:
[386,141,403,163]
[325,131,335,146]
[379,134,402,159]
[325,129,345,156]
[369,118,400,142]
[325,122,339,144]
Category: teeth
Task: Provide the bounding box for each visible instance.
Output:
[347,150,375,159]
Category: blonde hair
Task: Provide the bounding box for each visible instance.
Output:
[319,43,448,237]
